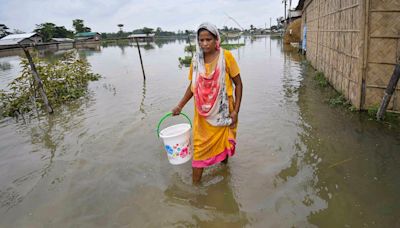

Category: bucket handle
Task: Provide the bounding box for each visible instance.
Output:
[157,112,192,137]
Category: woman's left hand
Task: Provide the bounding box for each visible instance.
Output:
[229,111,238,128]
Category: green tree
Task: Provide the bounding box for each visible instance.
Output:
[73,19,91,33]
[54,26,74,38]
[155,27,162,35]
[34,23,74,42]
[142,27,154,36]
[34,23,56,42]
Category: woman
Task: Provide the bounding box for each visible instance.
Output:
[172,22,243,184]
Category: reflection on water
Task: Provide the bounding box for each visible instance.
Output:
[294,63,400,227]
[0,36,399,227]
[154,38,179,48]
[0,62,11,71]
[164,166,249,227]
[139,80,146,118]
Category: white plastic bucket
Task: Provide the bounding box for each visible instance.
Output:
[157,113,192,165]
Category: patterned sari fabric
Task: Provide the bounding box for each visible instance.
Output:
[189,23,240,168]
[192,23,232,126]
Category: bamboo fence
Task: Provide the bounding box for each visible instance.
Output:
[302,0,400,111]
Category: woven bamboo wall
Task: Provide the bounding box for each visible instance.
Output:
[303,0,363,109]
[363,0,400,111]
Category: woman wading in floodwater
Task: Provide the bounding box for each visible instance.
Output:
[172,22,243,184]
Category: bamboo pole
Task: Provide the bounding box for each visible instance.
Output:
[135,38,146,80]
[376,64,400,120]
[360,0,370,110]
[20,46,53,114]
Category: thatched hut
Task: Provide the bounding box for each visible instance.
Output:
[300,0,400,112]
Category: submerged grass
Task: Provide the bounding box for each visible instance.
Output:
[327,93,356,112]
[314,71,329,87]
[367,105,399,123]
[178,56,192,66]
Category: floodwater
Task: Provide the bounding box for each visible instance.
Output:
[0,37,399,227]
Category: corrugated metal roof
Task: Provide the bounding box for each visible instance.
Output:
[0,33,37,40]
[0,38,27,46]
[75,32,99,37]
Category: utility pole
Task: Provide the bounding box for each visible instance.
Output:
[283,0,287,29]
[270,17,272,29]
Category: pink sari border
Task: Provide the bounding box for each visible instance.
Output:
[192,139,236,168]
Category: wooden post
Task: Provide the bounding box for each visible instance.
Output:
[376,64,400,120]
[20,46,54,114]
[135,38,146,80]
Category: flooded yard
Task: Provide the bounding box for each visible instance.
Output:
[0,37,399,227]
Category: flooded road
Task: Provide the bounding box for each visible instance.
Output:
[0,37,399,227]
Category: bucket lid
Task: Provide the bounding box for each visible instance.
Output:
[159,123,191,139]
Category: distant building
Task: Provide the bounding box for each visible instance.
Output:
[0,32,43,49]
[51,38,74,49]
[287,9,302,23]
[51,38,74,43]
[128,33,155,42]
[75,32,101,42]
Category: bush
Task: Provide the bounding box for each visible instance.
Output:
[0,50,100,117]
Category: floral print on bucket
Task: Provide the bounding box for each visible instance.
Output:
[164,142,191,159]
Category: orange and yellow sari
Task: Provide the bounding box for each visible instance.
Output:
[189,50,240,167]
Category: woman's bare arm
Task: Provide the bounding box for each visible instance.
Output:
[172,82,193,115]
[230,74,242,128]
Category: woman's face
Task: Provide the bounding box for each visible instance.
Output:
[198,30,217,54]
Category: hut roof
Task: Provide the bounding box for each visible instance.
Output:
[75,32,100,37]
[0,38,29,46]
[1,33,38,40]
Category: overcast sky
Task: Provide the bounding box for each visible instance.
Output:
[1,0,299,33]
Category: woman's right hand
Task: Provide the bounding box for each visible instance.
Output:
[172,105,182,116]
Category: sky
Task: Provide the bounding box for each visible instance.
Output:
[0,0,299,33]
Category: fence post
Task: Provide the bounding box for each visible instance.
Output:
[135,38,146,80]
[20,45,53,114]
[376,64,400,120]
